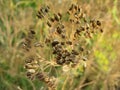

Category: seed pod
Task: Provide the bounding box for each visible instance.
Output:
[70,19,74,22]
[34,42,44,47]
[25,64,39,69]
[27,69,36,73]
[67,11,70,15]
[45,6,50,13]
[56,58,65,65]
[58,12,62,19]
[36,72,45,80]
[45,38,51,43]
[90,19,96,28]
[25,57,34,63]
[82,56,88,61]
[80,26,85,31]
[61,42,65,45]
[78,7,81,12]
[69,4,75,11]
[49,17,54,22]
[86,23,90,30]
[26,71,35,80]
[56,44,62,49]
[71,50,79,55]
[66,41,72,45]
[53,50,57,54]
[76,21,80,24]
[26,71,32,77]
[74,5,77,10]
[54,14,59,21]
[22,42,31,49]
[96,20,101,26]
[47,21,51,27]
[37,13,44,19]
[51,40,59,47]
[56,27,62,34]
[100,28,103,33]
[30,30,35,34]
[37,10,44,19]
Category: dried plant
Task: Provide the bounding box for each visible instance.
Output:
[22,3,103,89]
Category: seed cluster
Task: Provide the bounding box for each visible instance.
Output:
[51,40,79,65]
[36,4,103,66]
[22,29,35,52]
[67,4,103,38]
[22,29,39,80]
[37,5,50,19]
[36,72,56,88]
[23,3,103,89]
[22,29,56,89]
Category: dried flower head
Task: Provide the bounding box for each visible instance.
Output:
[22,3,103,89]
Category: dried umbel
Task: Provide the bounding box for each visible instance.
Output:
[37,4,103,66]
[22,29,57,89]
[23,3,103,89]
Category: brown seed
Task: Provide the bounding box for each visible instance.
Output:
[80,26,85,31]
[30,30,35,34]
[58,12,62,19]
[37,14,43,19]
[49,17,54,22]
[56,58,65,65]
[54,14,59,21]
[45,6,49,13]
[76,21,80,24]
[45,38,51,43]
[71,50,79,55]
[79,47,84,51]
[67,11,70,15]
[70,19,74,22]
[51,40,59,47]
[56,27,62,34]
[25,57,34,63]
[36,72,45,80]
[100,28,103,33]
[66,41,72,45]
[47,21,51,27]
[61,42,65,45]
[82,56,88,61]
[96,20,101,26]
[78,7,81,12]
[91,20,96,28]
[74,5,77,10]
[26,71,32,77]
[37,11,44,19]
[69,4,75,11]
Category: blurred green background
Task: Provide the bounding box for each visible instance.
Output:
[0,0,120,90]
